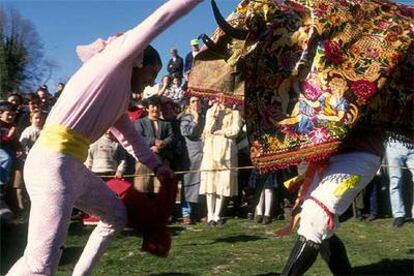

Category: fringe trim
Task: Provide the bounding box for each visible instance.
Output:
[186,88,244,106]
[386,132,414,150]
[252,141,341,174]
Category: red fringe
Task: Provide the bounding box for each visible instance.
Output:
[252,141,341,174]
[186,88,244,107]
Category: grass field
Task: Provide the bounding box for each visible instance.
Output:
[1,216,413,275]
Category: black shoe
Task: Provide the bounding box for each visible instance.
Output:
[393,217,405,228]
[355,209,364,221]
[247,212,254,220]
[216,218,225,226]
[365,214,377,221]
[256,215,263,223]
[262,216,272,225]
[208,220,216,227]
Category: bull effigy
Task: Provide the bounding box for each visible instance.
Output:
[189,0,413,173]
[188,0,413,274]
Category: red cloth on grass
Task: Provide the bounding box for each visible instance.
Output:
[106,175,178,257]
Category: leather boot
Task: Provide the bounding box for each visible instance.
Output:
[320,234,352,275]
[281,236,320,276]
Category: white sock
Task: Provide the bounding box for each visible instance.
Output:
[255,189,265,216]
[264,188,273,217]
[213,195,224,222]
[206,194,215,222]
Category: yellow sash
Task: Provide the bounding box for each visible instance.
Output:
[37,125,90,162]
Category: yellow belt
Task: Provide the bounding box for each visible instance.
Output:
[37,125,90,162]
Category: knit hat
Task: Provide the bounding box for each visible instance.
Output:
[190,39,199,46]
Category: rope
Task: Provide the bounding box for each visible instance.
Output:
[98,164,414,179]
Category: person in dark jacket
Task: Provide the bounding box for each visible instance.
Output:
[167,48,184,79]
[134,95,175,194]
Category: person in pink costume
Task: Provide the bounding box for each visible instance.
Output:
[7,1,203,275]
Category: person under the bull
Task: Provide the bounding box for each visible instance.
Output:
[280,126,386,275]
[6,1,203,275]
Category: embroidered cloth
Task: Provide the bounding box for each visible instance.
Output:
[188,0,414,172]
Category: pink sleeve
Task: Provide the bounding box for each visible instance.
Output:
[108,0,203,64]
[110,113,161,170]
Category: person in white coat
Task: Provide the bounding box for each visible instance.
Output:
[199,98,242,226]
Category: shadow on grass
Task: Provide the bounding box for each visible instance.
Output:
[213,234,265,244]
[181,234,265,247]
[256,273,280,276]
[352,258,413,275]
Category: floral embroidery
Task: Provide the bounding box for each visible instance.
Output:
[303,81,322,101]
[323,40,344,65]
[189,0,414,173]
[309,127,330,144]
[350,80,377,100]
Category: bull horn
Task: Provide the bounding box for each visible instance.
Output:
[211,0,248,40]
[198,34,229,58]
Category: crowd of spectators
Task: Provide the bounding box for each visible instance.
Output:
[0,40,412,230]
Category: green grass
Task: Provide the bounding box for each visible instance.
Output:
[1,218,413,275]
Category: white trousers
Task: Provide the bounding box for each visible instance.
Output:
[256,188,273,216]
[7,145,127,276]
[297,152,380,243]
[206,193,224,222]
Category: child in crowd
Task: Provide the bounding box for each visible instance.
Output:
[83,131,127,225]
[7,93,25,132]
[15,110,45,210]
[15,93,42,132]
[249,170,278,224]
[84,131,127,180]
[164,76,185,107]
[19,111,45,154]
[157,75,172,97]
[0,101,18,221]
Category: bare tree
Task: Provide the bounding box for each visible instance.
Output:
[41,58,59,86]
[0,5,47,98]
